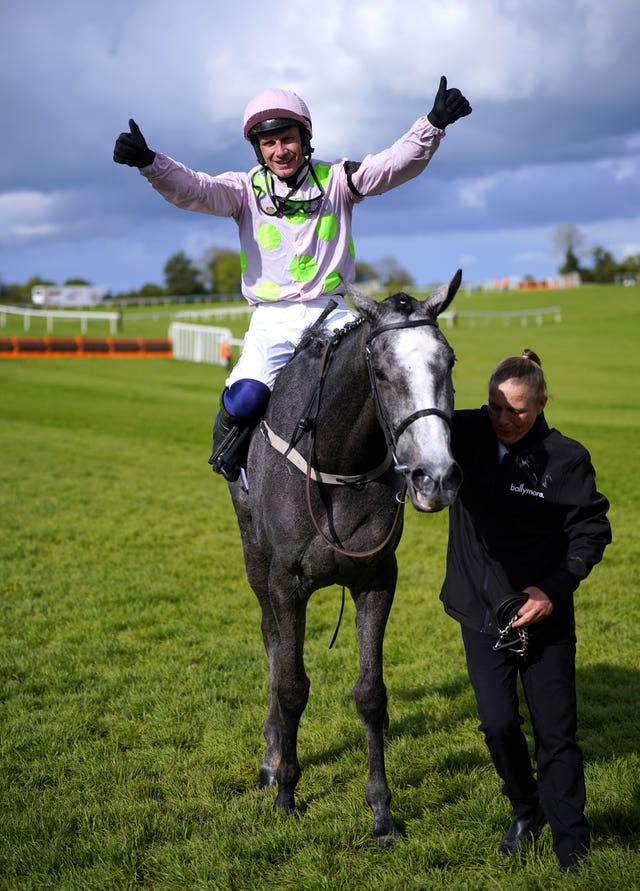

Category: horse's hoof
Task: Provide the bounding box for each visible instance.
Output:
[257,767,277,790]
[274,790,296,815]
[377,834,396,848]
[374,822,402,847]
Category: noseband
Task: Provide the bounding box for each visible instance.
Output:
[365,317,453,472]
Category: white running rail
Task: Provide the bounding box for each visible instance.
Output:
[169,322,243,365]
[0,304,121,334]
[439,307,562,328]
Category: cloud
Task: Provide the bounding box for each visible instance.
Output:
[458,177,499,210]
[0,191,71,245]
[1,0,639,290]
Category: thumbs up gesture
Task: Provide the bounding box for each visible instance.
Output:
[113,119,156,168]
[427,76,472,129]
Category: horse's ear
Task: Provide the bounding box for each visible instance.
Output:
[345,282,381,322]
[424,269,462,318]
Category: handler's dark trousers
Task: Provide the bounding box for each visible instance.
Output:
[461,625,590,869]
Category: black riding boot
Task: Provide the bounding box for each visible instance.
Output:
[208,404,252,482]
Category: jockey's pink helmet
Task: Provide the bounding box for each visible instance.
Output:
[243,88,313,141]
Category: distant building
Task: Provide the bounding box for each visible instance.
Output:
[31,285,111,307]
[516,273,581,291]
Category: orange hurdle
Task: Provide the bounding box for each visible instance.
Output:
[0,336,173,358]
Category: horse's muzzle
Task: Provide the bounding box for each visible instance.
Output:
[405,461,462,512]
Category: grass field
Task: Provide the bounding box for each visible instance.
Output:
[1,284,639,889]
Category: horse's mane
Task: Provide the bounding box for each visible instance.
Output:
[266,311,373,461]
[292,314,366,362]
[293,291,430,360]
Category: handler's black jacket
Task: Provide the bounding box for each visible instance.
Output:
[440,408,611,641]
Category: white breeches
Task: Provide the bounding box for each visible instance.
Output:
[226,296,356,390]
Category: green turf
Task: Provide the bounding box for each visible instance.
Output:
[1,284,638,889]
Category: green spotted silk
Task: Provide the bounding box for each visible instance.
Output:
[249,163,348,301]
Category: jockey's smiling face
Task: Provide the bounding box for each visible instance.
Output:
[488,379,547,446]
[257,126,304,180]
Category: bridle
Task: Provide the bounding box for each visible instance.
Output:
[301,314,452,559]
[364,317,453,474]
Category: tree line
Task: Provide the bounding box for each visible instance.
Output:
[552,223,640,283]
[0,248,414,304]
[2,228,638,303]
[129,250,414,300]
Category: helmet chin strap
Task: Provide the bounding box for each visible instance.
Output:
[252,141,266,167]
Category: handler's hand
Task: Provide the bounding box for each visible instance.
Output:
[427,75,472,128]
[113,119,156,168]
[512,586,554,628]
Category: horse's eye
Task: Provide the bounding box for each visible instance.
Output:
[374,368,388,382]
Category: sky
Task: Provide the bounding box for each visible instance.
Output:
[1,0,639,293]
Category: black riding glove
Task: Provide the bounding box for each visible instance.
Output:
[113,119,156,168]
[427,76,472,129]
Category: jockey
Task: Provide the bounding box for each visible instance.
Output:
[113,78,472,481]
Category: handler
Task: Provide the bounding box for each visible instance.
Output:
[113,78,471,480]
[439,349,611,873]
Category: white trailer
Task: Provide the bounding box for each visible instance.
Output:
[31,285,111,307]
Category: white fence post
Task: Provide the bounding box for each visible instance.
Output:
[168,322,240,365]
[0,304,120,334]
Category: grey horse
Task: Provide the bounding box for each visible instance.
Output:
[227,270,462,842]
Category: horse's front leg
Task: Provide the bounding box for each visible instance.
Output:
[352,557,401,844]
[233,530,282,791]
[263,566,311,814]
[231,487,282,790]
[256,590,282,792]
[252,580,306,801]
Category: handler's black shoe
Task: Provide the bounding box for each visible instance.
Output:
[498,805,547,856]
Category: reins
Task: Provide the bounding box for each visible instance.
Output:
[300,314,450,560]
[304,327,407,560]
[261,310,452,561]
[263,310,453,646]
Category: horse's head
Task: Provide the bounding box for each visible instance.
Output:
[347,271,463,512]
